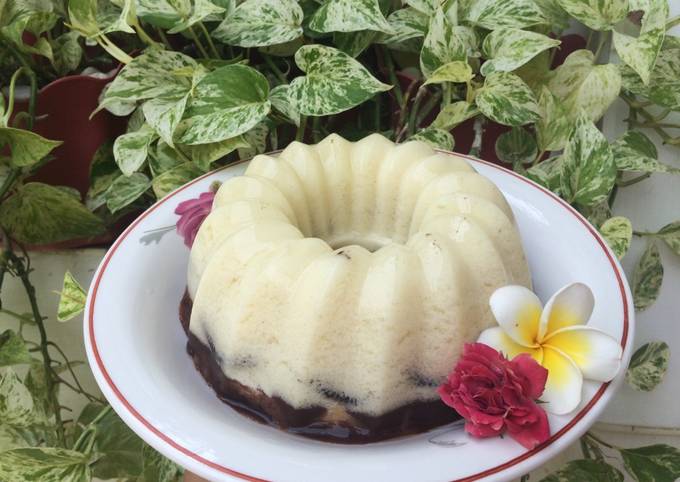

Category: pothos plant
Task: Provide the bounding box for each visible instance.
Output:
[1,0,680,479]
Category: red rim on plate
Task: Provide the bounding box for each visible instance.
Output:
[87,151,630,482]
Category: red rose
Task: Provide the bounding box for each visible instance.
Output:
[175,191,215,247]
[438,343,550,449]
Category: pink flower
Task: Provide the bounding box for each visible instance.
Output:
[438,343,550,449]
[175,191,215,247]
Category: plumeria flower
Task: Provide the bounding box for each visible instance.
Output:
[478,283,622,415]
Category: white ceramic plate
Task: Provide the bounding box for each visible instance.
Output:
[84,152,635,482]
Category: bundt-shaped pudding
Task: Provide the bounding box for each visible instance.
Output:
[180,133,531,443]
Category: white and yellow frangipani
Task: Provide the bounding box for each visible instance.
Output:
[478,283,622,415]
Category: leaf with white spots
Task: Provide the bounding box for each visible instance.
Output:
[632,240,664,311]
[105,173,151,213]
[533,0,571,30]
[431,101,479,129]
[309,0,392,34]
[559,113,616,206]
[142,96,189,148]
[212,0,303,47]
[0,330,32,367]
[408,128,455,151]
[476,72,541,126]
[626,341,669,391]
[238,121,270,159]
[480,27,560,76]
[379,7,428,45]
[420,7,468,78]
[548,49,621,122]
[461,0,548,30]
[136,0,191,29]
[334,30,379,57]
[611,131,679,173]
[600,216,632,259]
[0,128,61,168]
[580,201,613,228]
[657,222,680,257]
[620,444,680,482]
[404,0,440,15]
[423,61,473,85]
[536,86,572,151]
[620,47,680,110]
[556,0,628,31]
[51,31,82,75]
[613,0,668,85]
[0,447,91,482]
[151,162,204,198]
[56,271,87,322]
[113,127,157,176]
[167,0,225,34]
[178,64,271,145]
[526,155,563,193]
[269,84,300,126]
[289,44,391,116]
[540,459,624,482]
[495,127,537,165]
[187,136,249,171]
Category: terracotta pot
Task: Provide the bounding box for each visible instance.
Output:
[13,69,127,197]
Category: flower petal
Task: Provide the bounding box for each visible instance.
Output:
[541,346,583,415]
[489,285,542,347]
[538,282,594,340]
[510,354,548,400]
[478,327,544,364]
[544,326,622,382]
[506,402,550,449]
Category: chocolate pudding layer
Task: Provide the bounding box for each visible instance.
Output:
[180,290,460,443]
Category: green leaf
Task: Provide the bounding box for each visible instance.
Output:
[0,128,61,168]
[88,408,144,479]
[0,447,90,482]
[56,271,87,322]
[620,444,680,482]
[526,155,563,193]
[178,64,270,145]
[289,44,391,116]
[100,0,136,35]
[548,50,621,122]
[258,37,304,57]
[187,136,249,171]
[408,128,455,151]
[379,7,428,44]
[99,49,196,107]
[476,72,540,126]
[269,84,301,126]
[461,0,548,29]
[0,183,105,245]
[480,27,560,77]
[113,127,157,176]
[148,140,183,177]
[580,199,612,228]
[611,131,678,173]
[238,122,269,159]
[167,0,225,33]
[533,0,571,30]
[621,47,680,110]
[559,113,616,206]
[600,216,632,259]
[626,342,670,392]
[420,7,467,78]
[334,30,378,57]
[66,0,98,36]
[143,96,189,148]
[105,173,151,213]
[657,221,680,257]
[212,0,303,47]
[0,369,36,428]
[51,31,82,75]
[404,0,439,15]
[151,162,203,198]
[0,331,31,367]
[632,240,664,311]
[141,444,182,482]
[613,0,668,85]
[431,100,479,129]
[536,86,572,151]
[556,0,628,31]
[1,1,57,59]
[423,60,473,85]
[495,127,537,165]
[136,0,190,29]
[540,458,623,482]
[309,0,392,34]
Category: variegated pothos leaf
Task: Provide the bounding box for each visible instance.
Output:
[480,27,560,76]
[632,240,664,311]
[611,131,679,173]
[559,112,616,206]
[56,271,87,322]
[142,95,189,147]
[536,85,572,151]
[0,447,91,482]
[308,0,392,34]
[475,72,541,126]
[113,127,158,176]
[408,127,455,150]
[105,173,151,213]
[600,216,633,259]
[379,7,428,45]
[420,7,468,78]
[556,0,629,30]
[431,100,479,129]
[212,0,303,47]
[620,47,680,110]
[495,127,538,165]
[289,44,391,116]
[423,60,473,85]
[461,0,548,29]
[151,162,204,198]
[657,222,680,257]
[167,0,225,33]
[269,84,300,126]
[626,341,669,391]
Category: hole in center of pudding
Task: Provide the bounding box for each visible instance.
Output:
[325,233,393,253]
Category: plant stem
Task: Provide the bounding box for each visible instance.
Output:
[617,173,651,186]
[442,83,452,107]
[585,431,617,450]
[621,94,679,145]
[381,46,403,106]
[198,23,220,58]
[667,15,680,30]
[633,230,657,237]
[132,20,156,46]
[188,26,210,59]
[48,342,104,403]
[585,29,595,51]
[407,86,427,136]
[156,28,172,49]
[262,55,287,84]
[73,405,112,452]
[416,90,442,127]
[0,168,19,201]
[296,115,308,141]
[0,308,37,324]
[593,31,610,62]
[98,34,133,64]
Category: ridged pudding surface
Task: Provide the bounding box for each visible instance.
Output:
[184,133,531,441]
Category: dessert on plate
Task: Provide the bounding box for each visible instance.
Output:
[179,133,531,443]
